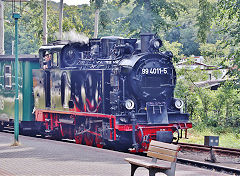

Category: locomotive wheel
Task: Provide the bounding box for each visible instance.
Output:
[84,132,94,146]
[75,134,84,144]
[0,122,3,132]
[53,128,63,141]
[95,136,103,148]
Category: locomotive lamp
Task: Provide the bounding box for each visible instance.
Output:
[150,38,162,50]
[4,0,29,146]
[175,99,184,109]
[125,99,135,110]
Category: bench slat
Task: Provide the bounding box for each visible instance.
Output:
[125,158,152,168]
[124,158,171,170]
[147,151,176,162]
[148,145,178,157]
[150,140,180,151]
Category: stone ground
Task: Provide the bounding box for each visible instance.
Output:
[0,132,230,176]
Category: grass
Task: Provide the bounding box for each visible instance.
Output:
[178,127,240,149]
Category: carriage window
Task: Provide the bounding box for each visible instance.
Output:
[4,65,12,89]
[52,52,59,67]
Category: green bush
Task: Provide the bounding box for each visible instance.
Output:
[175,68,240,135]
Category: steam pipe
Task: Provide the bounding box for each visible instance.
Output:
[131,112,138,151]
[122,77,125,100]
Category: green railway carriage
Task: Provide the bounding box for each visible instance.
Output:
[0,55,39,131]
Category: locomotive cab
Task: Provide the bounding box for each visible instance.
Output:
[39,41,90,69]
[39,44,64,69]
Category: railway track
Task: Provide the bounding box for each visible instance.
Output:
[2,126,14,134]
[2,129,240,175]
[176,142,240,175]
[178,142,240,156]
[177,157,240,175]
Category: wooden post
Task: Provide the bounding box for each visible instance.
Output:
[93,8,99,38]
[210,146,217,163]
[0,1,4,54]
[59,0,63,40]
[43,0,47,45]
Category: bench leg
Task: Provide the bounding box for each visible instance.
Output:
[149,169,156,176]
[130,164,138,176]
[164,162,176,176]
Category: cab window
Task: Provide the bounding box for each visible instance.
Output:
[52,52,59,67]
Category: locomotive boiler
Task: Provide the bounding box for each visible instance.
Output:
[32,33,192,152]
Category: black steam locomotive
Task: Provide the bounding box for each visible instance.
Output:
[32,33,191,152]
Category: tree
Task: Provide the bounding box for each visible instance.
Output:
[163,40,183,62]
[199,40,231,65]
[197,0,216,43]
[118,0,186,37]
[0,1,4,54]
[43,0,47,44]
[59,0,64,40]
[96,1,132,37]
[3,0,93,54]
[216,0,240,81]
[164,0,201,57]
[90,0,105,38]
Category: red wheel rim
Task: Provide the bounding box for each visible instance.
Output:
[84,133,94,146]
[95,136,103,148]
[75,134,83,144]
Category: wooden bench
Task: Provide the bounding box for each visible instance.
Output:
[125,140,180,176]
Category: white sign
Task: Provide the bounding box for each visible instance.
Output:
[142,68,168,75]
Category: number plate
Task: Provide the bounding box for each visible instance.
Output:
[142,68,168,75]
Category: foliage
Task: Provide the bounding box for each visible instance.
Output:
[216,0,240,81]
[116,0,186,37]
[77,4,95,37]
[4,22,14,55]
[90,0,104,9]
[4,0,93,54]
[162,40,183,62]
[97,1,131,37]
[175,67,208,119]
[172,0,240,136]
[165,0,201,56]
[175,66,240,132]
[179,27,200,56]
[200,40,230,59]
[197,0,216,43]
[199,40,231,66]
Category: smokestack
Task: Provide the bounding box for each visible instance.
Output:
[140,33,154,53]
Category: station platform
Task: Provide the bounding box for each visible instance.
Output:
[0,132,229,176]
